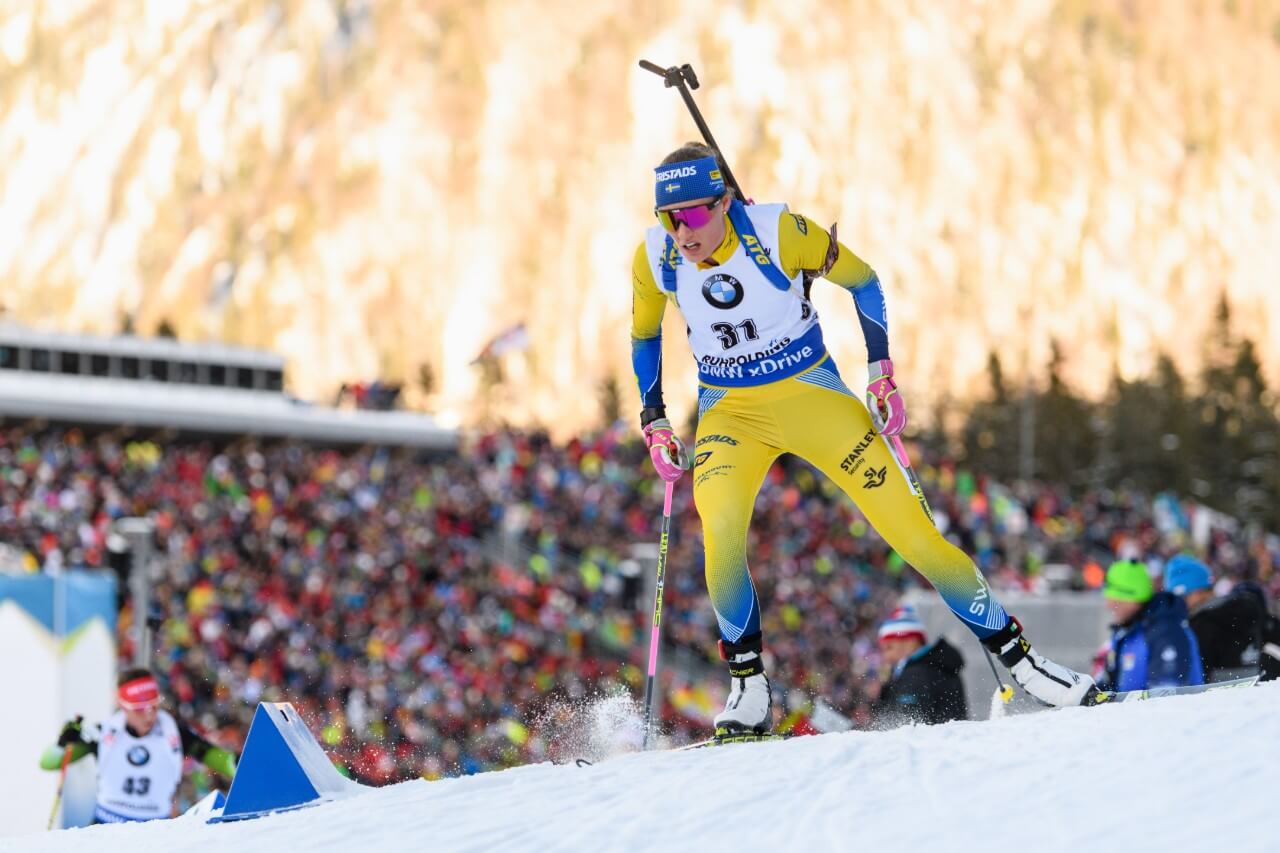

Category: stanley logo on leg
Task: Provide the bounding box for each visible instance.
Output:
[839,430,877,476]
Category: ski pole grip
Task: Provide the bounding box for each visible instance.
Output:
[638,59,700,90]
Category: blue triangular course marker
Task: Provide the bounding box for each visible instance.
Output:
[210,702,361,823]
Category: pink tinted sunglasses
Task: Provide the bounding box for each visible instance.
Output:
[655,196,724,232]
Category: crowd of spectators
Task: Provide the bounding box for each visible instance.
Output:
[1,423,1276,803]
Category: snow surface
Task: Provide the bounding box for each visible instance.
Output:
[11,683,1279,853]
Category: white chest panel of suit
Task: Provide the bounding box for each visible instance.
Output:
[644,203,825,387]
[94,709,184,822]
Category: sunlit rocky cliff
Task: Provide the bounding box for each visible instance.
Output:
[2,0,1279,430]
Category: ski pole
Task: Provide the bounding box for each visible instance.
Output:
[641,479,676,750]
[983,645,1013,712]
[638,60,745,201]
[886,433,935,526]
[47,744,74,830]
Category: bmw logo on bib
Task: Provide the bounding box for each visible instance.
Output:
[127,745,151,766]
[702,274,744,310]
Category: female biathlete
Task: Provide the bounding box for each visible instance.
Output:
[632,143,1099,734]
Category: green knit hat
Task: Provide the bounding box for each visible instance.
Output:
[1103,560,1154,603]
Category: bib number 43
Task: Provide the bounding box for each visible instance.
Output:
[123,776,151,796]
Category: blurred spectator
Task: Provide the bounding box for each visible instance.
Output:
[335,380,402,410]
[1164,556,1279,683]
[869,605,966,728]
[1099,560,1202,691]
[1232,584,1280,682]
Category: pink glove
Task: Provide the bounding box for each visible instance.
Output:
[866,359,908,436]
[642,418,690,483]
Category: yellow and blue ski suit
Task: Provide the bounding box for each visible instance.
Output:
[631,201,1008,646]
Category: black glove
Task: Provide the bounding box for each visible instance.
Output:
[56,716,85,748]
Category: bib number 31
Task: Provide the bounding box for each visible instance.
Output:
[710,319,759,350]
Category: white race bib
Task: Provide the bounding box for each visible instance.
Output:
[93,709,184,821]
[645,204,826,386]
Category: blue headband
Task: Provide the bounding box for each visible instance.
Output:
[654,156,726,207]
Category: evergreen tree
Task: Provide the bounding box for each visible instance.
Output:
[1196,327,1280,528]
[1151,353,1194,496]
[1228,338,1277,527]
[961,352,1018,481]
[1192,292,1242,509]
[1034,340,1096,486]
[1106,354,1192,496]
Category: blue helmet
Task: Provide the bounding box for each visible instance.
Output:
[1163,555,1213,596]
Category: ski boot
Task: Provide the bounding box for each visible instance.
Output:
[982,618,1101,706]
[713,633,772,735]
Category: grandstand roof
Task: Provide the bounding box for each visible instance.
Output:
[0,369,457,448]
[0,323,456,449]
[0,321,282,370]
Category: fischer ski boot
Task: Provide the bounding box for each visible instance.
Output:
[713,633,772,735]
[983,618,1099,706]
